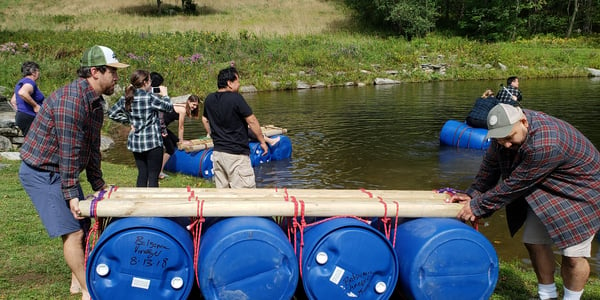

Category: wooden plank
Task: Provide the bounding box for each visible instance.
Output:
[80,188,460,218]
[178,125,287,152]
[97,187,449,202]
[80,198,462,218]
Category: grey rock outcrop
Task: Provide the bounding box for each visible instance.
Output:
[240,85,258,93]
[587,68,600,77]
[0,93,115,152]
[0,96,20,150]
[374,78,401,85]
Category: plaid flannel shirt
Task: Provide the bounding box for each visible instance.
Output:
[20,78,105,200]
[108,89,173,152]
[467,109,600,249]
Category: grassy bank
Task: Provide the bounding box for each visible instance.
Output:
[0,159,211,299]
[1,30,599,102]
[0,158,599,299]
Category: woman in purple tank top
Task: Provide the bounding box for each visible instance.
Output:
[12,61,45,136]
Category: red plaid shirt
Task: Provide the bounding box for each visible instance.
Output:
[20,78,105,200]
[467,109,600,249]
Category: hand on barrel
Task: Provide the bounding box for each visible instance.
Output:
[260,142,269,156]
[447,193,477,222]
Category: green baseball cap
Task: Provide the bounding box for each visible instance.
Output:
[81,45,129,68]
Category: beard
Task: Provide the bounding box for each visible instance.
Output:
[103,85,115,96]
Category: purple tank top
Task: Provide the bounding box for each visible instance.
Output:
[15,77,45,116]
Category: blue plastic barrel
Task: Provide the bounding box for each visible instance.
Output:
[86,217,195,300]
[439,120,491,150]
[198,217,299,300]
[393,218,498,300]
[268,135,293,161]
[249,141,272,167]
[164,148,214,178]
[301,217,398,299]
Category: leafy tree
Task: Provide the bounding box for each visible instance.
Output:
[455,1,525,41]
[344,0,438,39]
[344,0,599,40]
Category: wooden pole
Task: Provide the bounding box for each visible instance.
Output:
[99,188,449,201]
[80,199,462,218]
[179,126,287,152]
[80,188,461,218]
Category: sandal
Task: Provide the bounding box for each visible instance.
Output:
[159,172,169,179]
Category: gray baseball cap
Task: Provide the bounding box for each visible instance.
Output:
[486,104,523,139]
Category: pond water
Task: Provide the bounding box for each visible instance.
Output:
[104,77,600,276]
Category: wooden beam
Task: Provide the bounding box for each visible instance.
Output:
[80,188,460,218]
[178,125,287,152]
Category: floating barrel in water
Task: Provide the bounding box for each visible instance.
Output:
[164,135,292,178]
[249,141,272,167]
[198,217,298,300]
[393,218,498,300]
[439,120,491,150]
[301,217,398,299]
[164,148,214,178]
[86,217,195,300]
[268,135,293,161]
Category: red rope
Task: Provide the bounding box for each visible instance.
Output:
[285,189,377,278]
[84,188,108,267]
[290,196,299,253]
[359,188,373,198]
[360,188,391,239]
[188,199,205,289]
[471,218,480,231]
[107,185,117,199]
[188,189,195,202]
[378,196,391,239]
[391,201,400,248]
[283,187,289,201]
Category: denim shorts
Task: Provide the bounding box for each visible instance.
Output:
[19,162,89,238]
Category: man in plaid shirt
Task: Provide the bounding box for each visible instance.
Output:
[496,76,522,105]
[19,45,128,300]
[451,104,600,300]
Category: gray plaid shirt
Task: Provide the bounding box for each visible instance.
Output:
[108,89,173,152]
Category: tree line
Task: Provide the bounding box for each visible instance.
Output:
[343,0,598,41]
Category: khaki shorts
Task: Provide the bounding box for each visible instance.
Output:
[212,151,256,188]
[522,208,594,257]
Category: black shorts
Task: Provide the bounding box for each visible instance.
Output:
[163,129,179,155]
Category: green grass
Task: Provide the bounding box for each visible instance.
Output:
[1,30,599,104]
[0,158,598,299]
[0,158,212,299]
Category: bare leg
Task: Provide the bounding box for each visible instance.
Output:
[70,272,81,294]
[525,243,556,284]
[62,230,90,300]
[264,135,280,146]
[561,256,589,291]
[160,153,170,178]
